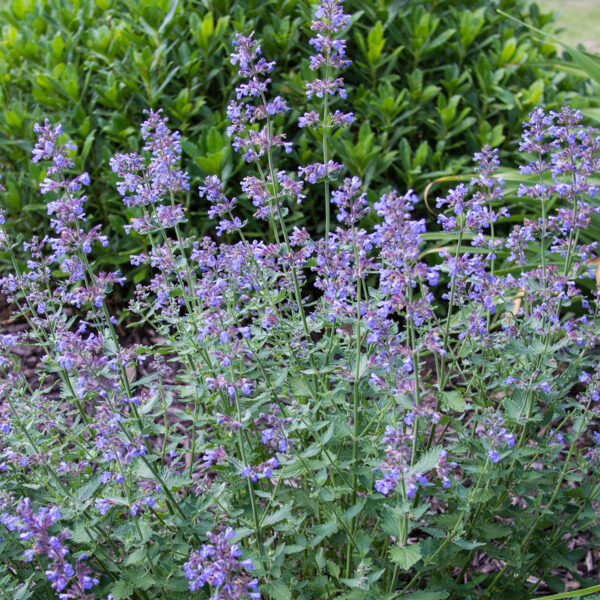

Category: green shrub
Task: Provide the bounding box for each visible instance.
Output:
[0,0,595,279]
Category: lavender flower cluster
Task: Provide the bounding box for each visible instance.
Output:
[0,499,108,600]
[184,528,259,599]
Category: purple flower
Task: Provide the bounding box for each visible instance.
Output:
[298,111,319,128]
[548,429,565,446]
[488,449,500,463]
[202,446,228,469]
[254,405,292,453]
[298,160,344,184]
[303,0,351,104]
[479,414,514,463]
[226,32,293,164]
[1,499,101,598]
[586,431,600,464]
[331,176,368,225]
[184,528,260,598]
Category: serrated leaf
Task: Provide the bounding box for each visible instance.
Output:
[111,580,134,600]
[327,560,341,578]
[125,570,154,590]
[289,376,313,398]
[261,504,292,527]
[482,523,511,539]
[283,544,305,554]
[344,498,366,523]
[70,524,94,545]
[14,574,36,599]
[124,548,146,566]
[309,521,338,546]
[315,547,327,569]
[440,390,466,412]
[389,543,421,570]
[355,530,372,555]
[262,581,292,600]
[410,446,442,475]
[382,510,402,538]
[78,476,101,502]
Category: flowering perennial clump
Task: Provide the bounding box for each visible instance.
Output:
[0,1,600,598]
[184,528,259,599]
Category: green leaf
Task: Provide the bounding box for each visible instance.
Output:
[78,476,101,502]
[13,575,36,599]
[498,10,600,85]
[423,29,455,54]
[261,503,292,527]
[354,530,372,555]
[201,13,214,40]
[289,376,313,398]
[125,570,154,590]
[159,0,179,35]
[367,21,385,64]
[181,140,202,158]
[410,446,442,475]
[440,390,465,412]
[381,509,402,538]
[111,580,134,600]
[51,33,64,58]
[400,591,449,600]
[312,547,326,571]
[327,560,341,578]
[482,523,511,539]
[534,583,600,600]
[398,138,411,171]
[413,141,429,168]
[452,538,485,550]
[501,38,516,64]
[309,521,338,546]
[206,127,224,154]
[70,523,94,544]
[12,0,26,19]
[124,548,146,566]
[389,543,421,570]
[262,581,292,600]
[524,79,544,106]
[5,111,22,128]
[344,498,366,523]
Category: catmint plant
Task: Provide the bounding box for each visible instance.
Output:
[0,2,599,599]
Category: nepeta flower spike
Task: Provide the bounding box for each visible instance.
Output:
[300,0,354,239]
[184,527,260,599]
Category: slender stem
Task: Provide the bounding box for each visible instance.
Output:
[323,57,331,239]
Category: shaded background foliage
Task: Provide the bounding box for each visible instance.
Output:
[0,0,596,283]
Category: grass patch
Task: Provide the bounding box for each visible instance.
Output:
[530,0,600,52]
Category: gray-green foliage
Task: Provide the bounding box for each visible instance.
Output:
[0,0,595,277]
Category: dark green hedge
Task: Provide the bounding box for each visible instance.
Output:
[0,0,594,276]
